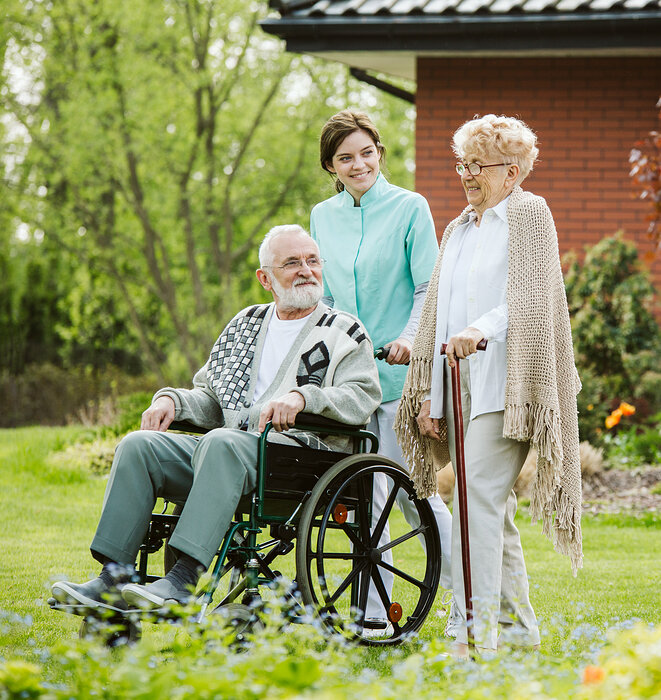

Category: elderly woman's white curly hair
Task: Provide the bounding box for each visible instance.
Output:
[452,114,539,184]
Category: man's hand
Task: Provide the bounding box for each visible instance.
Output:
[416,399,441,440]
[384,337,412,365]
[141,396,176,432]
[258,391,306,433]
[444,326,485,368]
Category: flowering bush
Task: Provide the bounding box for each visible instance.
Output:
[564,235,661,445]
[605,402,636,430]
[576,623,661,699]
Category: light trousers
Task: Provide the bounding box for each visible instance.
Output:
[366,400,453,619]
[91,428,258,569]
[444,360,540,649]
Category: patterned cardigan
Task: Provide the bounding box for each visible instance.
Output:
[153,302,381,450]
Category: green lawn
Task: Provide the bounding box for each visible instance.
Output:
[1,425,660,664]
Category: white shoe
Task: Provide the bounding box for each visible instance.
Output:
[361,617,394,639]
[444,600,461,639]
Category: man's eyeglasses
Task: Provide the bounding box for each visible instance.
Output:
[455,162,511,177]
[264,257,325,272]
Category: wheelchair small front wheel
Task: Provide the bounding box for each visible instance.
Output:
[79,615,141,647]
[208,603,265,651]
[295,454,441,646]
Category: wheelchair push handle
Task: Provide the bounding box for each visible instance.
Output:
[374,345,412,364]
[376,339,487,363]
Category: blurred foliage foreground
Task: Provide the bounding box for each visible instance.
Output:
[1,607,660,699]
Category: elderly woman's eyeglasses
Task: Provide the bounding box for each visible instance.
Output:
[264,257,325,272]
[455,162,511,176]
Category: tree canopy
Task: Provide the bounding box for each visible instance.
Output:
[2,0,415,384]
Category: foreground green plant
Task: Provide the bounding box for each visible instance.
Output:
[1,604,660,699]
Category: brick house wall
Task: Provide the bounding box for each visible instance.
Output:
[415,56,661,301]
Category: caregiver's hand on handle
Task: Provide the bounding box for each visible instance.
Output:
[442,327,487,368]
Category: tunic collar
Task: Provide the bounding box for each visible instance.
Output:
[339,172,390,208]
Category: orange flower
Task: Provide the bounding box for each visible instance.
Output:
[618,402,636,417]
[582,665,605,684]
[605,409,622,429]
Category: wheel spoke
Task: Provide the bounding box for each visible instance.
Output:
[377,560,429,590]
[371,567,402,636]
[339,521,368,552]
[357,561,371,616]
[312,551,364,560]
[379,524,428,553]
[355,475,372,543]
[370,480,399,548]
[321,560,368,609]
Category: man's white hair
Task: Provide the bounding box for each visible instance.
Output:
[258,224,311,268]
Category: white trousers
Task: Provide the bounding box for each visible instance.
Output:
[445,360,540,649]
[365,400,453,619]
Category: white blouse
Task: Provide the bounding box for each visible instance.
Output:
[429,196,510,421]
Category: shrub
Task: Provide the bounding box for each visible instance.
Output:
[603,422,661,469]
[564,234,661,445]
[0,363,158,428]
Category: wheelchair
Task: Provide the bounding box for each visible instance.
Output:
[52,413,442,647]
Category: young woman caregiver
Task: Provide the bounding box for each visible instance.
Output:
[310,109,456,636]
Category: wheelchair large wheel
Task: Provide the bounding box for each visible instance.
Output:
[296,454,441,645]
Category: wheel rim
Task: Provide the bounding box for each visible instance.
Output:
[296,456,441,645]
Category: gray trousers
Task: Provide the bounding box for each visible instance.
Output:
[91,428,258,569]
[445,360,540,649]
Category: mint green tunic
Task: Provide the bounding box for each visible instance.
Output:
[310,174,438,402]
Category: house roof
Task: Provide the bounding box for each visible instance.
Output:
[262,0,661,79]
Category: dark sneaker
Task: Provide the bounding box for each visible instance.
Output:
[51,577,127,610]
[121,578,193,610]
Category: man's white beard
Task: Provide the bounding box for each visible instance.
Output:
[270,275,323,310]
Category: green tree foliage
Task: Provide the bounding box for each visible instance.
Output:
[564,234,661,442]
[1,0,415,385]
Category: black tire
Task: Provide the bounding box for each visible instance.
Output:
[295,454,441,645]
[208,603,265,651]
[79,616,142,647]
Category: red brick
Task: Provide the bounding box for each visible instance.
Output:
[415,55,661,303]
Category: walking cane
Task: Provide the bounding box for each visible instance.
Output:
[440,338,487,650]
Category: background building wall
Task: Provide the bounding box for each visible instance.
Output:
[415,56,661,297]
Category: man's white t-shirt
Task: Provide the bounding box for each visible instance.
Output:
[253,313,309,403]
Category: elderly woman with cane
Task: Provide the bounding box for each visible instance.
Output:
[395,114,582,655]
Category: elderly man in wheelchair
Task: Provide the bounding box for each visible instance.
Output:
[51,224,442,645]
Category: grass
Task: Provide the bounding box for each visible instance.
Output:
[1,425,660,667]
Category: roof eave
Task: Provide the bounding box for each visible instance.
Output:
[260,12,661,52]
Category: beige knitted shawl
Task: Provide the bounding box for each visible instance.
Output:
[393,186,583,573]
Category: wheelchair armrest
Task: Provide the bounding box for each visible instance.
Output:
[292,412,366,432]
[168,420,210,435]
